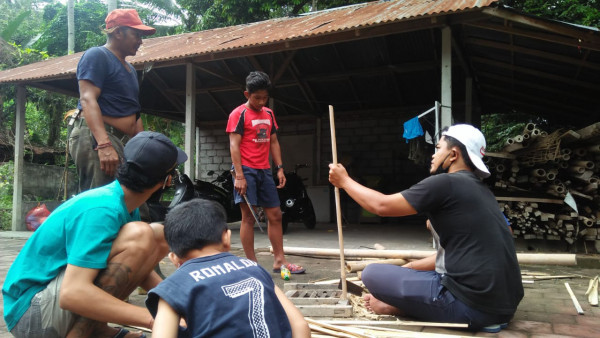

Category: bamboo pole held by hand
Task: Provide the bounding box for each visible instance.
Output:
[329,105,348,300]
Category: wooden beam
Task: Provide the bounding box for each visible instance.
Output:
[495,196,563,204]
[194,64,242,87]
[482,7,600,45]
[191,18,447,64]
[28,82,78,98]
[471,56,600,91]
[272,50,297,84]
[465,37,600,71]
[146,71,185,112]
[479,82,588,114]
[205,91,229,118]
[464,21,600,52]
[477,71,597,106]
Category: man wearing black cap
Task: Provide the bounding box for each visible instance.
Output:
[69,8,156,193]
[3,131,187,338]
[328,124,523,333]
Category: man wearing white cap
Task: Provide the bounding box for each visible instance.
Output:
[328,124,523,333]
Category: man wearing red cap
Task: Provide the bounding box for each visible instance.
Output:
[328,124,523,333]
[69,9,156,193]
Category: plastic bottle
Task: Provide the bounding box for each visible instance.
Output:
[280,265,291,280]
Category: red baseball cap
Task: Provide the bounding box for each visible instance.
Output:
[105,9,156,36]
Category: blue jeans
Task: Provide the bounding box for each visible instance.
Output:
[362,264,513,330]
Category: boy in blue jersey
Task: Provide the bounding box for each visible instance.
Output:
[146,199,310,338]
[3,131,187,338]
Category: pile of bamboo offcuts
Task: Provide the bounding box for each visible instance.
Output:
[486,122,600,245]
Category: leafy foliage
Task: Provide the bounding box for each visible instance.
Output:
[0,161,14,230]
[501,0,600,27]
[143,114,185,147]
[177,0,366,31]
[0,0,45,47]
[34,1,107,56]
[481,113,551,152]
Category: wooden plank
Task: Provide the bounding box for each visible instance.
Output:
[317,319,469,329]
[495,196,563,204]
[296,304,353,317]
[565,282,585,315]
[486,151,517,159]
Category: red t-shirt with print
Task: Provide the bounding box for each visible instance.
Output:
[226,104,279,169]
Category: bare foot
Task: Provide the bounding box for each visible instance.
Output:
[363,294,403,316]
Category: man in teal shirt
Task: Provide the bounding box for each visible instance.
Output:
[3,131,187,338]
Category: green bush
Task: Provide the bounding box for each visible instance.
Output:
[0,161,14,230]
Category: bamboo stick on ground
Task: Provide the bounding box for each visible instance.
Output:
[274,247,577,266]
[309,324,359,338]
[306,318,368,337]
[346,259,408,272]
[316,320,468,328]
[565,282,584,314]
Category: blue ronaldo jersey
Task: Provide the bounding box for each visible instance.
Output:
[146,252,292,337]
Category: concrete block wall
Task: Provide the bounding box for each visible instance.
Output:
[197,128,233,181]
[319,111,420,191]
[196,109,425,193]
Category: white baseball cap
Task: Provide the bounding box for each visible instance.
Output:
[442,124,490,178]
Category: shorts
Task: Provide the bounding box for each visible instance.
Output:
[10,269,75,338]
[361,264,513,330]
[233,166,280,208]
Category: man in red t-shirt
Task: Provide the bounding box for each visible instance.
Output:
[226,71,305,274]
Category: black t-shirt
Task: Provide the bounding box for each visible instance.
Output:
[402,170,524,315]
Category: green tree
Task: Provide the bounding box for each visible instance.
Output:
[0,0,45,47]
[501,0,600,27]
[34,1,107,56]
[177,0,366,31]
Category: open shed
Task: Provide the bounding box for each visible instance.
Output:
[1,0,599,232]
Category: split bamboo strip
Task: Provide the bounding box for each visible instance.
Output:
[354,325,471,337]
[565,282,585,314]
[306,318,368,338]
[314,277,361,285]
[309,324,358,338]
[317,320,468,328]
[521,275,578,280]
[346,259,408,272]
[276,247,577,266]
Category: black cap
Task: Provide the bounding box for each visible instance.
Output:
[124,131,187,178]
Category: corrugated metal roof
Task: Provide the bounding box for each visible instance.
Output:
[0,0,498,84]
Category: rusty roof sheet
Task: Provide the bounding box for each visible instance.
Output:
[0,0,498,84]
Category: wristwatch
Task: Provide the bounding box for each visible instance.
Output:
[276,164,284,170]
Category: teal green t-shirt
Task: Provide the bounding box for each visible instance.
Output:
[2,181,140,331]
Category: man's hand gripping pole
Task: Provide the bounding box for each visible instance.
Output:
[231,169,265,232]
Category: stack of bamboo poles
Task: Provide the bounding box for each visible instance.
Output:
[488,122,600,245]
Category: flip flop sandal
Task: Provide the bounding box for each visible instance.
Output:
[114,328,146,338]
[481,323,508,333]
[273,263,306,274]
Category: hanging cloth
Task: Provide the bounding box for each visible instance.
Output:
[403,116,424,143]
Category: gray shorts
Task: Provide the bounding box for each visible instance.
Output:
[10,269,75,338]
